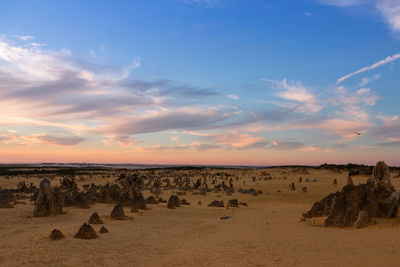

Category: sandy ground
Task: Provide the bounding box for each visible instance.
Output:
[1,167,400,267]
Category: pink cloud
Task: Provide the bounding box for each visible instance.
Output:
[184,130,268,150]
[287,117,374,144]
[299,146,333,153]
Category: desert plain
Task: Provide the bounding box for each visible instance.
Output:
[1,165,400,267]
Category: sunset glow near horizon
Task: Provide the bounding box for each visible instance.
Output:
[1,0,400,166]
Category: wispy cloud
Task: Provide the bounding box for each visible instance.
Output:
[101,106,240,137]
[227,94,239,100]
[372,115,400,146]
[208,132,268,149]
[263,78,324,113]
[300,146,333,152]
[138,144,190,153]
[266,53,399,117]
[28,134,86,146]
[377,0,400,32]
[358,145,376,149]
[270,140,332,152]
[262,77,379,143]
[360,74,381,86]
[181,0,218,7]
[0,37,234,147]
[0,132,85,146]
[113,135,136,147]
[269,140,305,151]
[292,118,374,143]
[14,35,35,41]
[30,42,46,48]
[336,53,400,84]
[0,35,397,160]
[376,140,400,147]
[318,0,363,7]
[184,130,268,150]
[171,136,180,143]
[0,133,26,145]
[319,0,400,33]
[121,79,219,99]
[332,87,379,121]
[191,142,220,151]
[136,142,220,153]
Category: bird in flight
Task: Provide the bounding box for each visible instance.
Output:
[354,131,363,136]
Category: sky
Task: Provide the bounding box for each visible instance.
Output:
[0,0,400,166]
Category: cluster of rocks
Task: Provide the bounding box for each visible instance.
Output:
[30,173,210,220]
[2,166,285,244]
[49,212,110,241]
[237,188,262,196]
[303,161,398,228]
[29,177,95,216]
[207,199,247,208]
[208,200,224,207]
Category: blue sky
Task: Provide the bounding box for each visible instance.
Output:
[0,0,399,165]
